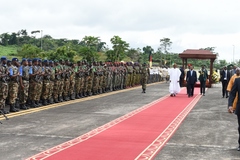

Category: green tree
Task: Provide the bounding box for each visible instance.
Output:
[48,46,77,61]
[18,44,42,58]
[126,48,141,62]
[109,35,129,62]
[78,36,101,62]
[159,38,172,66]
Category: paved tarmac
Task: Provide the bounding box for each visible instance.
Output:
[0,82,239,160]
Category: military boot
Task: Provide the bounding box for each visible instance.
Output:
[42,99,48,106]
[70,93,75,100]
[58,96,63,102]
[20,104,28,110]
[48,98,54,104]
[30,100,37,108]
[75,93,80,99]
[80,92,84,98]
[9,104,19,112]
[54,98,59,103]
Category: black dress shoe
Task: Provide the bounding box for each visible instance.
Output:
[226,96,229,98]
[203,94,205,96]
[237,146,240,151]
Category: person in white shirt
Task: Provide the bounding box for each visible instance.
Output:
[169,64,181,97]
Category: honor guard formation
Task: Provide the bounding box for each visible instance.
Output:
[0,57,166,114]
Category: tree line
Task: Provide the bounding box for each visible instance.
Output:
[0,29,238,69]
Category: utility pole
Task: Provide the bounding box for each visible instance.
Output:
[41,30,43,50]
[233,45,235,63]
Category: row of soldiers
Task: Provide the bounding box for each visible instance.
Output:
[0,57,150,114]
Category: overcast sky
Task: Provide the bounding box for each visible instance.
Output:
[1,0,240,62]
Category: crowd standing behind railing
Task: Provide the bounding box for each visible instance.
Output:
[0,57,167,114]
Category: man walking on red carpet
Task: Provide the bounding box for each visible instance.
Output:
[186,65,197,97]
[169,63,181,97]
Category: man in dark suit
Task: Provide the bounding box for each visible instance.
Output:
[186,65,197,97]
[220,66,231,98]
[228,75,240,151]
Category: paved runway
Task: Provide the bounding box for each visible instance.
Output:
[0,82,239,160]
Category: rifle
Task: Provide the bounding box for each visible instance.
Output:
[0,110,9,124]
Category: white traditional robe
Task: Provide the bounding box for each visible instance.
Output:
[169,68,181,94]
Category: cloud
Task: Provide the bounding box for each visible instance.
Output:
[1,0,240,62]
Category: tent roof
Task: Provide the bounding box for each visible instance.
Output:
[179,49,217,59]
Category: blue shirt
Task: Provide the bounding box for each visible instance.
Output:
[9,68,13,76]
[19,66,23,76]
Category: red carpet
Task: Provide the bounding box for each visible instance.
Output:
[27,88,201,160]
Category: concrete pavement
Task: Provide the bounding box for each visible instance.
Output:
[0,82,239,160]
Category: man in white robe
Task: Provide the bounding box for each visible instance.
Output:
[169,64,181,96]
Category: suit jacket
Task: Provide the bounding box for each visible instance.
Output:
[186,70,197,84]
[198,69,208,81]
[228,77,240,115]
[220,69,230,82]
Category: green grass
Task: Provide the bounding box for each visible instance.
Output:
[0,45,20,60]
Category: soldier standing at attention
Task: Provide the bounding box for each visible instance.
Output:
[41,60,51,106]
[69,62,76,100]
[8,58,20,112]
[53,60,61,103]
[29,58,40,108]
[18,58,31,110]
[0,56,10,114]
[141,63,149,93]
[48,60,55,104]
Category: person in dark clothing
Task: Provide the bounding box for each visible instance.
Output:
[186,65,197,97]
[220,66,231,98]
[179,66,185,87]
[228,74,240,151]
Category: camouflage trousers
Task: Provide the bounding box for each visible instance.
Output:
[41,80,50,100]
[84,76,93,93]
[53,80,60,99]
[98,76,103,91]
[0,82,8,109]
[48,81,54,99]
[75,77,81,94]
[8,82,19,104]
[141,77,148,90]
[29,81,39,101]
[92,76,99,92]
[59,80,64,96]
[69,79,75,94]
[63,79,70,96]
[36,82,43,101]
[19,80,29,104]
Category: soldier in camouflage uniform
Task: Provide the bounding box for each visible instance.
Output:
[35,59,43,107]
[29,58,40,108]
[8,58,20,112]
[141,63,149,93]
[58,60,65,102]
[18,58,31,109]
[92,62,99,95]
[48,61,55,104]
[63,60,71,101]
[41,60,52,105]
[85,62,93,96]
[0,57,10,114]
[75,61,81,99]
[53,60,61,103]
[69,62,76,100]
[98,62,104,94]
